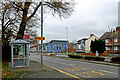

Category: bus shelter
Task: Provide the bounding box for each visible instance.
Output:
[11,39,29,68]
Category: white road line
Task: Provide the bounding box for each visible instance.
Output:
[99,69,118,74]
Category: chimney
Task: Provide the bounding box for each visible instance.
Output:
[116,27,120,31]
[90,34,94,37]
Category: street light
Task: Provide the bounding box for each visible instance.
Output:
[41,0,44,65]
[66,27,68,53]
[66,27,68,41]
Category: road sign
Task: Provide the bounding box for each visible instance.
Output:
[24,35,29,39]
[35,37,45,40]
[24,31,29,39]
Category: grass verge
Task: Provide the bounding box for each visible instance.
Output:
[62,53,73,55]
[2,61,25,78]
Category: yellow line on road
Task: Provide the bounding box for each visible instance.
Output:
[44,64,80,79]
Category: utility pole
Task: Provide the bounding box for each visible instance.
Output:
[109,27,115,57]
[66,27,68,53]
[41,0,43,65]
[112,29,115,57]
[66,27,68,41]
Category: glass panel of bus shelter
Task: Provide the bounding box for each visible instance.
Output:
[13,44,28,67]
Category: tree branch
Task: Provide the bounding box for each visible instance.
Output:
[4,20,12,27]
[4,23,14,31]
[27,2,41,20]
[12,2,24,11]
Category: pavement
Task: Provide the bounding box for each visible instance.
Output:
[11,60,81,80]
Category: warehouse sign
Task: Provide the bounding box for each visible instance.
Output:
[35,37,45,40]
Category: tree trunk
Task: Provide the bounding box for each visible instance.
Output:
[16,2,31,39]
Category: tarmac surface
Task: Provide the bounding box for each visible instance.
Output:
[30,53,120,80]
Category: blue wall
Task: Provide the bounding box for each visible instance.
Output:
[42,40,68,53]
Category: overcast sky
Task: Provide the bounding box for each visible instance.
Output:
[38,0,119,43]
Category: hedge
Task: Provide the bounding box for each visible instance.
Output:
[111,57,120,62]
[84,56,105,61]
[68,54,83,59]
[68,54,105,61]
[84,56,93,60]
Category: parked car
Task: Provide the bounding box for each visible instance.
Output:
[75,50,85,53]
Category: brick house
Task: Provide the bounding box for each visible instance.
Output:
[100,27,120,54]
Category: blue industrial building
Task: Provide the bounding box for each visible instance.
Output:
[40,40,68,53]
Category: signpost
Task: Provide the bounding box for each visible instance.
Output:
[24,31,29,39]
[35,37,45,57]
[24,35,29,39]
[41,0,44,65]
[35,37,45,40]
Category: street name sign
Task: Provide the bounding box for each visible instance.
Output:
[35,37,45,40]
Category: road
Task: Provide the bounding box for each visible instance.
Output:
[30,53,119,79]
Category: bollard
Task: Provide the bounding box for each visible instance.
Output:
[9,62,11,72]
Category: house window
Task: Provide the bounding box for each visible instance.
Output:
[57,46,59,50]
[105,39,109,43]
[114,47,119,50]
[59,45,62,50]
[114,38,118,42]
[105,47,110,50]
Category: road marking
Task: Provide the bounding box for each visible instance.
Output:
[99,69,118,74]
[31,55,118,78]
[44,64,80,79]
[99,70,108,73]
[75,70,106,78]
[72,69,75,71]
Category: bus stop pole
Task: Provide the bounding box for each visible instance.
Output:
[41,0,43,65]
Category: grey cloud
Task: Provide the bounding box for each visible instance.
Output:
[38,0,118,43]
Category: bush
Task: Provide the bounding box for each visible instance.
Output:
[93,57,105,61]
[84,56,93,60]
[50,54,55,56]
[111,57,120,62]
[84,56,105,61]
[68,55,105,61]
[68,54,83,59]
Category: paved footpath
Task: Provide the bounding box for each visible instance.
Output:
[11,60,82,80]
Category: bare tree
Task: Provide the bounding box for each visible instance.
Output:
[1,1,75,59]
[1,1,75,41]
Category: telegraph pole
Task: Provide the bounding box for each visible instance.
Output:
[109,27,115,57]
[112,29,115,57]
[41,0,43,65]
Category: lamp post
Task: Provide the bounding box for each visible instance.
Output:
[66,27,68,53]
[41,0,43,65]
